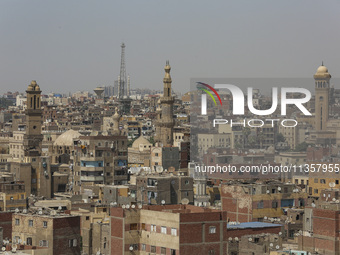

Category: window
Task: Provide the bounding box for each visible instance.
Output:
[151,224,156,232]
[142,244,146,251]
[314,189,319,194]
[68,239,77,247]
[141,223,146,230]
[130,223,138,230]
[171,228,177,236]
[209,226,216,234]
[161,247,167,254]
[43,221,47,228]
[171,249,176,255]
[185,180,189,185]
[272,201,278,208]
[158,225,166,234]
[151,246,156,253]
[257,200,264,209]
[28,220,33,227]
[15,219,20,225]
[320,179,326,184]
[39,240,48,247]
[336,180,339,185]
[314,178,318,183]
[26,237,32,246]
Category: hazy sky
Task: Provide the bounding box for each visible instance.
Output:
[0,0,339,95]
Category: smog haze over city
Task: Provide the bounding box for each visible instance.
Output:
[1,1,340,255]
[1,0,340,94]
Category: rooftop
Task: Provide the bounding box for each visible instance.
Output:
[227,221,282,229]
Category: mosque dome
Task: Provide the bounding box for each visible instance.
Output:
[132,136,151,149]
[316,65,328,74]
[314,63,331,78]
[54,129,81,147]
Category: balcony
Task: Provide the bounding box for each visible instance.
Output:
[80,166,104,171]
[80,176,104,182]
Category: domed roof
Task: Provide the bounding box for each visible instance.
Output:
[316,65,328,74]
[54,129,81,147]
[132,136,151,149]
[314,63,331,78]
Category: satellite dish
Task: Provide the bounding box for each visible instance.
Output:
[23,209,27,214]
[38,211,43,215]
[330,182,336,188]
[161,200,165,205]
[96,251,101,255]
[12,244,17,249]
[126,205,130,209]
[155,166,164,173]
[248,237,252,242]
[15,208,19,213]
[138,205,142,209]
[181,198,189,205]
[270,243,273,247]
[2,247,5,251]
[122,205,126,209]
[129,246,133,251]
[276,245,280,249]
[50,210,57,216]
[131,204,136,209]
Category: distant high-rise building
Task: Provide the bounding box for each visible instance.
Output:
[104,86,114,97]
[155,61,175,146]
[114,80,118,96]
[314,63,331,131]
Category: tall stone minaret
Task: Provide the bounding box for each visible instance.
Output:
[155,61,175,146]
[314,63,331,131]
[24,80,43,157]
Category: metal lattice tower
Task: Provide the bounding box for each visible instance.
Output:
[118,42,128,98]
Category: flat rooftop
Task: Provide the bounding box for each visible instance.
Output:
[141,204,221,214]
[227,222,282,229]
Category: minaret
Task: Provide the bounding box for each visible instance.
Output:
[314,63,331,131]
[24,80,43,157]
[155,61,175,146]
[112,107,121,136]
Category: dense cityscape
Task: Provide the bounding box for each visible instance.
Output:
[0,42,339,255]
[1,1,340,255]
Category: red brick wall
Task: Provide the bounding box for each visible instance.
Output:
[0,212,13,239]
[111,237,123,255]
[53,216,81,255]
[110,210,124,255]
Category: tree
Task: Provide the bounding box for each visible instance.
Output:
[276,133,286,143]
[294,142,309,152]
